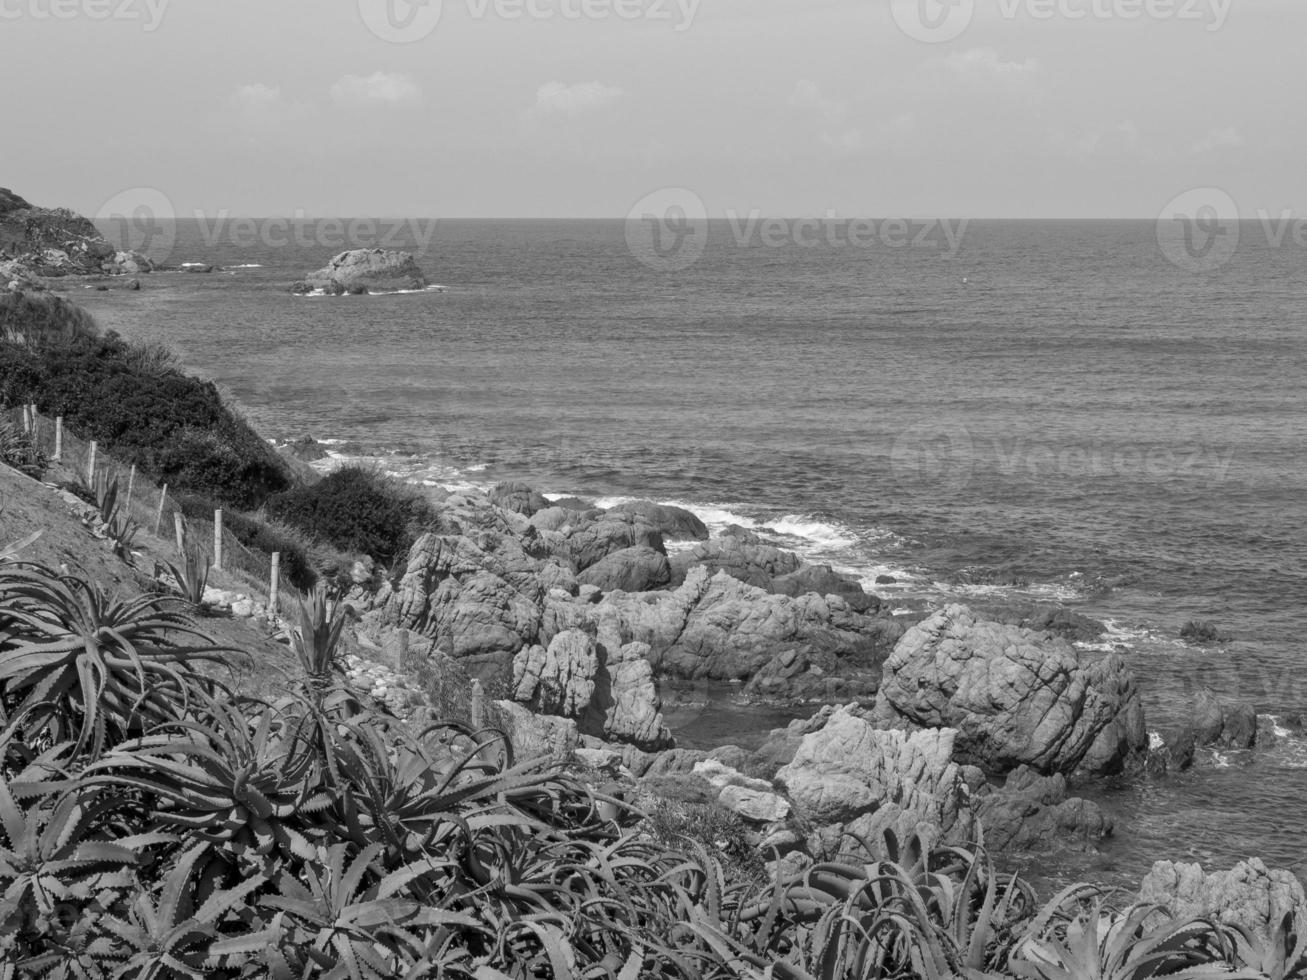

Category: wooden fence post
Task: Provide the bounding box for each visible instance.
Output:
[20,405,30,434]
[269,553,280,619]
[213,510,223,571]
[86,441,98,485]
[125,465,136,516]
[154,484,168,536]
[174,512,185,555]
[54,417,62,461]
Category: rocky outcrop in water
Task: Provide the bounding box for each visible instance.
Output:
[289,248,428,295]
[870,604,1147,777]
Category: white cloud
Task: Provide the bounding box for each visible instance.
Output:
[1052,120,1141,159]
[232,83,283,107]
[938,47,1040,81]
[533,81,624,117]
[1193,126,1244,154]
[789,80,864,151]
[330,72,422,107]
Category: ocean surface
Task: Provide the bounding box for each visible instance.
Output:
[74,217,1307,892]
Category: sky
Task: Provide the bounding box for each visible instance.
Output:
[1,0,1303,219]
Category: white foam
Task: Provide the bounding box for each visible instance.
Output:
[770,515,858,551]
[228,264,263,269]
[1149,731,1165,751]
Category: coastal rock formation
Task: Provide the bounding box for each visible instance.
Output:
[771,564,880,613]
[692,759,790,824]
[490,481,550,517]
[1189,688,1258,750]
[775,707,977,850]
[870,605,1147,777]
[1139,859,1307,941]
[576,546,671,593]
[974,766,1113,851]
[669,526,802,589]
[289,248,428,295]
[605,500,709,542]
[0,188,117,277]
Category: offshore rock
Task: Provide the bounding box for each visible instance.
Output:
[290,248,427,294]
[871,604,1147,777]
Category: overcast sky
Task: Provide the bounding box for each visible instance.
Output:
[1,0,1302,219]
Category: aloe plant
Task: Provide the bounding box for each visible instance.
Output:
[0,529,41,563]
[162,545,210,610]
[0,564,228,757]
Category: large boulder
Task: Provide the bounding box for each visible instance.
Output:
[771,564,880,613]
[510,633,672,751]
[670,526,802,589]
[1188,688,1258,750]
[776,707,977,849]
[558,514,666,572]
[102,250,154,275]
[576,546,672,593]
[605,500,709,542]
[1139,859,1307,942]
[974,766,1113,851]
[490,482,550,517]
[870,605,1147,777]
[290,248,427,294]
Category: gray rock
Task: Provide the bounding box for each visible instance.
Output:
[1139,859,1307,942]
[771,564,881,613]
[605,500,709,542]
[670,531,802,589]
[775,708,977,848]
[576,546,671,593]
[290,248,427,294]
[974,765,1113,851]
[871,604,1147,777]
[490,482,550,517]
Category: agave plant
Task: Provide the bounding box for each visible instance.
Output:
[1010,899,1260,980]
[0,564,229,758]
[1229,911,1307,980]
[162,545,211,611]
[0,529,42,564]
[82,697,330,869]
[0,420,47,480]
[211,841,483,979]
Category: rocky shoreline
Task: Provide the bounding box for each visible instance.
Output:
[279,462,1302,929]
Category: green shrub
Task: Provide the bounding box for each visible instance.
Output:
[0,303,294,509]
[0,418,47,479]
[266,465,434,566]
[175,493,318,591]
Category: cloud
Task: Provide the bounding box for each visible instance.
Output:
[789,80,864,151]
[1193,126,1243,154]
[330,72,423,107]
[532,81,624,117]
[938,47,1040,82]
[1052,120,1141,159]
[232,83,284,107]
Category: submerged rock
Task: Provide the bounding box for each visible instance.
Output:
[870,604,1147,777]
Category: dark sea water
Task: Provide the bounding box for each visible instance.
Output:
[75,217,1307,892]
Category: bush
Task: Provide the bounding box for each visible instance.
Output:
[0,418,47,479]
[0,301,294,509]
[176,494,318,591]
[266,465,434,566]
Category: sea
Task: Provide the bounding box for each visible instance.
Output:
[73,216,1307,892]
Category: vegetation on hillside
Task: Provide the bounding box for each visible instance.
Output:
[267,465,436,569]
[0,291,293,509]
[0,551,1300,978]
